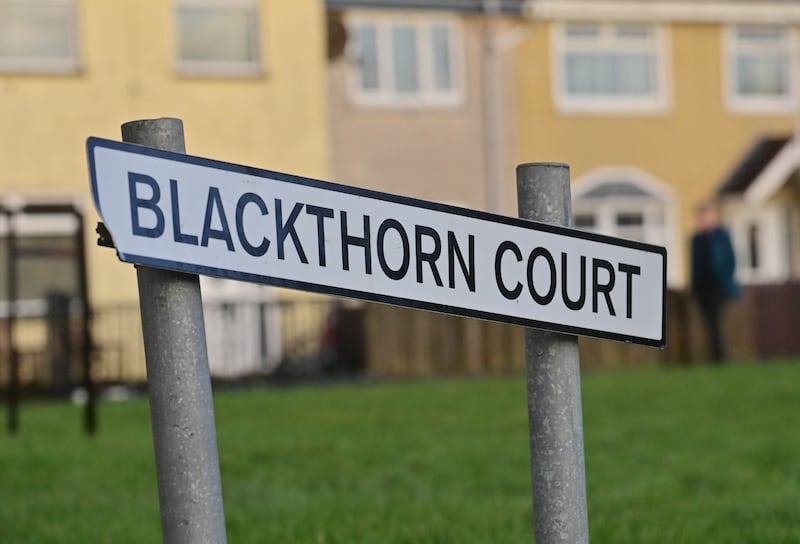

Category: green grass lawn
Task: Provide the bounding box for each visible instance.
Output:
[1,361,799,543]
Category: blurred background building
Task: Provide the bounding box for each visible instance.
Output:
[326,0,522,214]
[328,0,799,290]
[0,0,330,305]
[0,0,798,388]
[326,0,800,371]
[0,0,331,384]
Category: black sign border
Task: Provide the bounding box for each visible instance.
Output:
[87,137,667,348]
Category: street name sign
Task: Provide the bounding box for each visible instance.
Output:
[87,137,667,347]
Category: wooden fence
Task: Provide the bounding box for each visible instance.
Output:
[4,284,798,389]
[363,285,800,377]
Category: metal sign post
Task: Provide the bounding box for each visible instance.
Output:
[121,118,227,544]
[87,129,666,543]
[517,163,589,543]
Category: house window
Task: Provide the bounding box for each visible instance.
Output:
[554,22,668,113]
[349,16,461,106]
[726,26,796,112]
[0,0,79,74]
[572,179,669,247]
[615,211,646,241]
[573,214,596,229]
[571,170,679,285]
[175,0,261,77]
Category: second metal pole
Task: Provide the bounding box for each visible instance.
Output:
[516,163,589,544]
[122,118,227,544]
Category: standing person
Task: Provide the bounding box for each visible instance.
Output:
[690,202,740,362]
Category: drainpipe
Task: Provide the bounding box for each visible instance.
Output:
[482,0,503,213]
[482,1,534,214]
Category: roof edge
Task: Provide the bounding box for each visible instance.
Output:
[523,1,800,24]
[717,136,793,198]
[744,139,800,204]
[327,1,523,14]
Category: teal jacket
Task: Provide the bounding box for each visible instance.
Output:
[691,227,741,299]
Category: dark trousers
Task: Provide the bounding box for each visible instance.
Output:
[697,293,727,362]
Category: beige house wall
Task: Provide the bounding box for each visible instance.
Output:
[328,11,520,214]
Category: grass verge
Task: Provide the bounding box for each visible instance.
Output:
[1,361,799,542]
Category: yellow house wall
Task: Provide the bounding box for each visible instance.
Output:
[516,22,797,286]
[0,0,331,305]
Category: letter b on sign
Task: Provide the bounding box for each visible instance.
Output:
[128,172,165,238]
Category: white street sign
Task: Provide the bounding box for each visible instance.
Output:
[87,137,667,347]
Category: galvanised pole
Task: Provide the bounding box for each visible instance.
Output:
[516,162,589,544]
[122,118,227,544]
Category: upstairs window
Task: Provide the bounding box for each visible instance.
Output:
[726,26,796,112]
[176,0,261,77]
[554,22,668,113]
[349,16,461,107]
[0,0,79,74]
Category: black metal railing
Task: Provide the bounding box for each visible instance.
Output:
[1,296,340,394]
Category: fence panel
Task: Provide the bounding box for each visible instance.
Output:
[362,285,800,376]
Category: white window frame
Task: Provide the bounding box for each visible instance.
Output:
[0,0,80,74]
[723,25,798,114]
[551,22,671,114]
[724,200,794,284]
[346,12,464,108]
[571,167,681,287]
[174,0,262,78]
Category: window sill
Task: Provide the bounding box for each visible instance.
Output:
[176,61,265,80]
[726,97,797,115]
[348,92,465,110]
[0,59,81,76]
[555,96,671,116]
